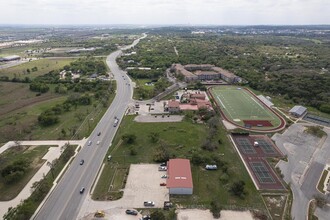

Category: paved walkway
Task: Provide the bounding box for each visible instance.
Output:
[0,139,86,218]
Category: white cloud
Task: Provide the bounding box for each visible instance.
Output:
[0,0,329,24]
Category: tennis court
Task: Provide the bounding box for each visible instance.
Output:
[255,139,276,154]
[236,138,256,154]
[250,161,275,184]
[209,86,285,131]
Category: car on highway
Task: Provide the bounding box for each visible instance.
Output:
[87,141,92,146]
[97,132,101,136]
[97,141,100,145]
[80,159,84,165]
[144,201,155,207]
[125,209,138,215]
[79,187,85,194]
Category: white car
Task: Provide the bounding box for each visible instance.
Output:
[87,141,92,146]
[97,141,100,145]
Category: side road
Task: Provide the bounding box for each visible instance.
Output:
[0,139,86,218]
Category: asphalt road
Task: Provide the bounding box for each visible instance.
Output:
[34,33,146,220]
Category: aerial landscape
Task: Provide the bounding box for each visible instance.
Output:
[0,1,330,220]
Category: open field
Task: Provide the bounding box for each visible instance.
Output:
[0,145,50,201]
[210,86,285,131]
[0,58,75,79]
[0,81,116,143]
[94,116,266,210]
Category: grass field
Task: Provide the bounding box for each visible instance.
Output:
[211,86,282,129]
[0,58,75,79]
[93,116,266,210]
[0,145,50,201]
[0,81,116,143]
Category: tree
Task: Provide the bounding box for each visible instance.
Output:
[210,200,222,218]
[122,134,137,144]
[230,180,246,198]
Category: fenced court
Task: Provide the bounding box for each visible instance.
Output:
[209,86,285,132]
[232,134,285,190]
[250,161,275,184]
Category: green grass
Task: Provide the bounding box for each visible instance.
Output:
[317,170,328,193]
[0,82,116,143]
[0,145,50,201]
[93,116,266,210]
[133,78,155,100]
[211,86,282,129]
[0,58,75,79]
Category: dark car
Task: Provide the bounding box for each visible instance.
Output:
[144,201,155,206]
[141,215,151,220]
[125,209,138,215]
[97,132,101,136]
[80,159,84,165]
[79,187,85,194]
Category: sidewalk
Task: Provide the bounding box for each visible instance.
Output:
[0,139,86,218]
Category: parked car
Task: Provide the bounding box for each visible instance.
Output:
[144,201,155,206]
[140,215,151,220]
[158,166,167,171]
[80,159,84,165]
[79,187,85,194]
[161,174,168,178]
[160,162,167,167]
[160,182,166,186]
[125,209,138,215]
[205,165,217,170]
[164,201,173,210]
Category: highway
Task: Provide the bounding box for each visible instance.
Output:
[34,33,146,220]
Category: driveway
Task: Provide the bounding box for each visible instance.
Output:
[78,164,169,219]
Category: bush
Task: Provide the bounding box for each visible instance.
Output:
[210,200,222,218]
[122,134,137,144]
[229,180,246,198]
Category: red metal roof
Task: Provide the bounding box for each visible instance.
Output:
[167,159,193,188]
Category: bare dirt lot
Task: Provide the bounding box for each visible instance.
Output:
[177,209,253,220]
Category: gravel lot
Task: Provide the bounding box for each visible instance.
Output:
[79,164,169,219]
[177,209,253,220]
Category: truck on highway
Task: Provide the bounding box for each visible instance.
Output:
[113,118,119,127]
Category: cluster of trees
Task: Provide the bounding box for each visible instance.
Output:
[29,82,49,93]
[38,94,92,126]
[63,56,107,75]
[3,145,75,220]
[127,69,164,79]
[1,159,30,184]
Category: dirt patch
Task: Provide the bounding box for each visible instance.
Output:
[177,209,253,220]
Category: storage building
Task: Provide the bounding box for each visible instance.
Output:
[167,159,193,195]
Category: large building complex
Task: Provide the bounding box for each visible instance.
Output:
[171,63,242,83]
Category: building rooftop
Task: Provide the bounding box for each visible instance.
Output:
[289,105,307,115]
[167,159,193,188]
[212,67,237,78]
[194,71,220,76]
[168,100,180,108]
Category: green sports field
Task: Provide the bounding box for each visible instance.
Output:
[210,86,283,129]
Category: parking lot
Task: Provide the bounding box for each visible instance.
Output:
[79,164,169,219]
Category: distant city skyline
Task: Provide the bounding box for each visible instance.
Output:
[1,0,329,25]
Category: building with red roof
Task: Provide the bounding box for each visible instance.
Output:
[166,159,193,195]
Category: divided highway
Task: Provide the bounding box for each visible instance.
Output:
[34,34,146,220]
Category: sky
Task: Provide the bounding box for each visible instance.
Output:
[1,0,329,25]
